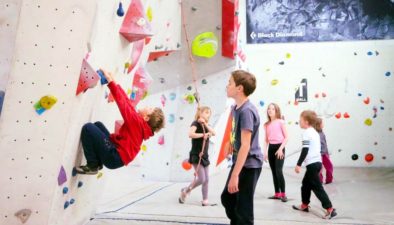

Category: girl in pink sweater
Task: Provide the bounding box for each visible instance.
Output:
[264,103,289,202]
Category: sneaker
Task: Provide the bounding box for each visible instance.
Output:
[178,188,189,204]
[75,165,99,175]
[268,194,281,200]
[281,196,288,202]
[98,164,103,170]
[325,208,337,219]
[292,204,309,212]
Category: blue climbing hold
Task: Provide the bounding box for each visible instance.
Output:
[72,167,77,177]
[259,101,264,107]
[385,72,391,77]
[117,2,124,17]
[70,199,75,205]
[168,114,175,123]
[62,187,68,194]
[64,201,70,209]
[367,51,373,56]
[77,181,83,188]
[357,93,362,97]
[97,70,108,85]
[380,106,385,110]
[169,92,176,100]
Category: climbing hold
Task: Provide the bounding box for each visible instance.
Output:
[259,100,264,107]
[192,32,218,58]
[375,51,379,56]
[357,93,362,97]
[285,53,291,59]
[168,114,175,123]
[294,100,299,106]
[34,95,57,115]
[184,94,195,104]
[14,209,32,224]
[385,71,391,77]
[382,156,386,160]
[363,97,370,104]
[364,118,372,126]
[191,6,197,11]
[367,51,373,56]
[77,181,83,188]
[351,154,359,160]
[159,78,165,84]
[117,2,124,17]
[278,61,284,65]
[182,159,192,171]
[70,199,75,205]
[179,116,184,120]
[343,112,350,119]
[97,70,108,85]
[338,149,342,153]
[216,25,221,30]
[62,187,68,194]
[146,6,153,22]
[202,79,208,85]
[365,153,374,163]
[380,106,384,110]
[119,0,153,42]
[169,92,176,100]
[72,167,77,177]
[64,201,70,209]
[158,135,165,145]
[354,52,357,56]
[271,79,278,86]
[314,93,319,98]
[141,144,147,152]
[76,58,100,95]
[374,142,378,145]
[389,127,392,131]
[187,86,192,91]
[58,166,67,186]
[335,112,341,119]
[97,172,103,179]
[160,94,167,107]
[322,92,327,98]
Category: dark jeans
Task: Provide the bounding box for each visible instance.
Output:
[81,122,124,169]
[302,162,332,209]
[221,166,261,225]
[268,144,286,193]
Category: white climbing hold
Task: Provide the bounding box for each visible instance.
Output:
[14,209,32,224]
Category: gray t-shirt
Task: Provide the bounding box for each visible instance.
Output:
[230,100,263,168]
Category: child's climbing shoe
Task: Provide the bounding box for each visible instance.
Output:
[292,204,309,212]
[201,200,217,206]
[76,165,99,175]
[178,188,189,204]
[281,196,288,202]
[324,208,337,219]
[268,193,281,200]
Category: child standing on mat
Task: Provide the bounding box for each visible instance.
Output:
[293,110,337,219]
[179,106,216,206]
[76,69,165,174]
[221,70,263,225]
[315,118,334,184]
[264,103,289,202]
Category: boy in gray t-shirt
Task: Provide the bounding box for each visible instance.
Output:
[221,70,262,225]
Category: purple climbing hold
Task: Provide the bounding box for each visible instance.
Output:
[57,166,67,186]
[77,181,83,188]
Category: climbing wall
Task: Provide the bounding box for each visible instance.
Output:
[0,0,183,224]
[238,0,394,167]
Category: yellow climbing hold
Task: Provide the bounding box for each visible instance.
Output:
[141,144,147,152]
[364,118,372,126]
[286,53,291,59]
[40,95,57,109]
[97,172,103,179]
[146,6,153,22]
[192,32,218,58]
[127,88,132,95]
[271,79,279,86]
[265,68,271,72]
[184,94,195,104]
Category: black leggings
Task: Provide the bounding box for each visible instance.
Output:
[268,143,285,193]
[302,162,332,209]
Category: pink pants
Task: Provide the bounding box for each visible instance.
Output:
[320,154,333,183]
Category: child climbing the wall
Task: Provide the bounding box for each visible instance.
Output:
[315,118,334,184]
[221,70,263,225]
[179,106,216,206]
[293,110,337,219]
[76,69,165,175]
[264,103,289,202]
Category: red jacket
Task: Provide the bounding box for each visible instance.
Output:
[108,81,153,165]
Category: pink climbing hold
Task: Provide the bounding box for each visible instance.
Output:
[158,135,165,145]
[119,0,153,42]
[75,58,100,95]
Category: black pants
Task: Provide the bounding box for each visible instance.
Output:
[81,122,124,169]
[268,144,285,193]
[221,166,261,225]
[302,162,332,209]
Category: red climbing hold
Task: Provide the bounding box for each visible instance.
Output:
[76,58,99,95]
[365,153,374,163]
